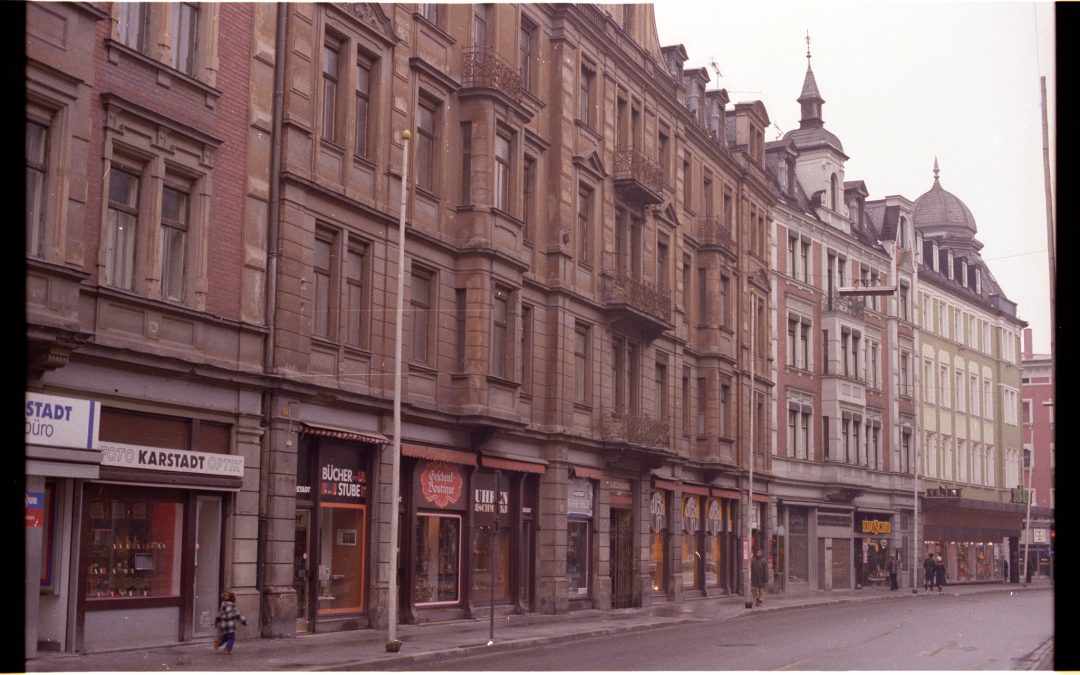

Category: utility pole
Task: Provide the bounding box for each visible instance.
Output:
[744,295,756,609]
[386,129,410,653]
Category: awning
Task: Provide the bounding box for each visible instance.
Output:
[570,466,605,480]
[302,424,388,445]
[711,488,742,500]
[480,455,546,474]
[401,444,477,466]
[681,483,711,496]
[653,478,678,491]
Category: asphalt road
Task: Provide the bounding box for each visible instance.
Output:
[393,589,1053,671]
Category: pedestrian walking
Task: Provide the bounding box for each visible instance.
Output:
[213,591,248,655]
[933,556,947,592]
[887,554,899,590]
[923,553,936,591]
[1002,558,1009,583]
[750,548,767,606]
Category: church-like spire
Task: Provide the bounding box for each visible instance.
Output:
[933,157,941,184]
[798,31,824,128]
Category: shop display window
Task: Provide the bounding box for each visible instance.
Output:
[317,504,365,614]
[649,531,667,592]
[40,481,58,590]
[706,535,721,587]
[414,513,460,605]
[471,525,511,604]
[567,519,589,596]
[85,497,182,599]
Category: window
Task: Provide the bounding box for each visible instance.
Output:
[322,35,342,144]
[719,275,729,328]
[567,518,590,595]
[105,167,141,291]
[940,365,949,408]
[655,359,668,421]
[579,63,595,126]
[454,289,467,371]
[800,409,811,459]
[1023,399,1032,425]
[520,304,533,390]
[682,153,692,208]
[658,127,670,184]
[1003,387,1019,426]
[955,370,966,412]
[313,230,336,339]
[970,375,980,417]
[417,3,439,25]
[171,3,199,76]
[657,235,670,292]
[117,2,151,53]
[697,377,707,435]
[788,236,798,278]
[900,351,912,398]
[787,408,798,456]
[720,383,730,437]
[574,323,590,404]
[410,268,434,365]
[344,239,367,347]
[416,98,437,191]
[355,53,373,158]
[492,286,512,378]
[495,131,512,212]
[867,340,880,390]
[984,379,994,420]
[698,268,709,324]
[26,120,48,258]
[703,172,714,219]
[682,367,691,435]
[473,4,489,48]
[460,122,472,204]
[923,360,934,404]
[414,513,461,604]
[681,254,691,310]
[577,185,592,263]
[522,155,536,242]
[899,282,909,321]
[159,185,190,302]
[520,17,536,95]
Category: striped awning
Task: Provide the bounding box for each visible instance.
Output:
[302,424,389,445]
[570,466,604,480]
[401,444,477,466]
[480,455,547,474]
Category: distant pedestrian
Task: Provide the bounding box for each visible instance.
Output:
[213,591,248,655]
[887,554,899,590]
[933,556,947,592]
[923,553,936,591]
[751,548,768,606]
[1002,559,1009,583]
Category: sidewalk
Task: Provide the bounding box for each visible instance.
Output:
[26,579,1052,672]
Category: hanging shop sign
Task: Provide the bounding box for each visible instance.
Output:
[472,471,509,527]
[98,441,244,478]
[568,478,594,518]
[25,392,100,449]
[417,461,465,510]
[318,445,367,504]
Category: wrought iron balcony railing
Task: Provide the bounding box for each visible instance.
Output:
[462,46,521,101]
[613,149,664,204]
[822,290,865,317]
[602,410,669,449]
[696,216,736,251]
[601,271,672,326]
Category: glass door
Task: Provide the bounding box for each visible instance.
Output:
[192,495,222,638]
[294,508,312,633]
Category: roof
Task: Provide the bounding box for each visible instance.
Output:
[912,162,978,236]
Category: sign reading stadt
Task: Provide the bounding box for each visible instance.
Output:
[25,392,100,449]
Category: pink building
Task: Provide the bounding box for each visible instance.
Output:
[1020,328,1054,575]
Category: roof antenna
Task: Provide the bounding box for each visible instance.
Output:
[708,58,722,89]
[772,122,784,140]
[806,30,812,64]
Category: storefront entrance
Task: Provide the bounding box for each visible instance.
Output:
[610,507,634,609]
[293,508,311,633]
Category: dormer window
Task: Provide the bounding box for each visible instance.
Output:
[830,173,838,211]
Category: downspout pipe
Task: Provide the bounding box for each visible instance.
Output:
[257,0,287,634]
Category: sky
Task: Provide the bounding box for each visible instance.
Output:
[652,1,1056,354]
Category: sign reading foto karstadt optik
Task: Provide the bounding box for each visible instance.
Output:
[98,441,245,478]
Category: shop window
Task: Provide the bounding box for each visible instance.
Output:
[317,504,365,614]
[649,491,668,592]
[414,513,461,605]
[85,495,183,599]
[681,495,702,589]
[40,481,59,591]
[567,519,590,595]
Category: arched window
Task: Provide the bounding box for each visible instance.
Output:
[830,173,838,211]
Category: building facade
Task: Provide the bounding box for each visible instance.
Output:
[26,1,262,656]
[913,161,1028,585]
[26,2,779,654]
[1020,328,1054,577]
[765,52,919,592]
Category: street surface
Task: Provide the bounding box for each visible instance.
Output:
[394,589,1053,671]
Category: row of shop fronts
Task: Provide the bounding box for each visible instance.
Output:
[26,390,1036,655]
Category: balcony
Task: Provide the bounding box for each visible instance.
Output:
[822,291,865,318]
[462,46,521,101]
[696,216,736,256]
[601,410,670,450]
[601,270,673,338]
[613,148,664,205]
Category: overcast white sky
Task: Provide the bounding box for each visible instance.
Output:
[652,1,1056,353]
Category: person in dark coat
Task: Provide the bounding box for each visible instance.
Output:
[923,553,936,591]
[750,549,768,606]
[887,554,899,590]
[933,556,947,592]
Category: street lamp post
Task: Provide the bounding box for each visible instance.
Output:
[386,130,410,652]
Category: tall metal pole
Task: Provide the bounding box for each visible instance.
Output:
[911,246,921,594]
[387,130,410,651]
[1040,76,1056,362]
[744,294,755,608]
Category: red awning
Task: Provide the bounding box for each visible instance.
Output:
[401,444,477,466]
[302,424,388,445]
[570,466,604,480]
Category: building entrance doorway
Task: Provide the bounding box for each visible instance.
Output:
[610,508,635,608]
[293,508,311,633]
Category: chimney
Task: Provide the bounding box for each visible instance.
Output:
[1023,328,1033,359]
